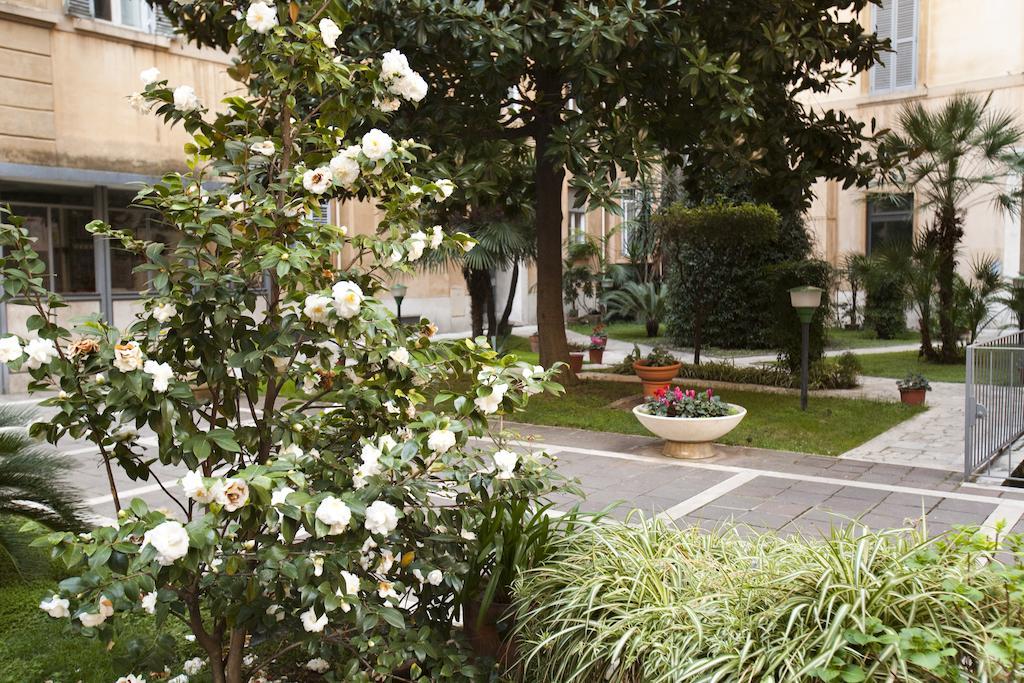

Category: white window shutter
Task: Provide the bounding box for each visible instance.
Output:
[313,200,331,225]
[871,0,894,92]
[893,0,917,89]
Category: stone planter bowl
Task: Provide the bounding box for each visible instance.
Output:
[632,403,746,459]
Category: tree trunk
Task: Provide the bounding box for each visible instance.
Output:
[225,628,246,683]
[532,76,574,381]
[486,270,497,339]
[498,261,519,336]
[935,207,964,362]
[918,301,936,360]
[465,268,491,338]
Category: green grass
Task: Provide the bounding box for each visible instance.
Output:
[827,326,920,350]
[854,350,966,383]
[567,323,767,358]
[510,380,925,456]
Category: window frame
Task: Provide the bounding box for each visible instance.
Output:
[92,0,156,33]
[870,0,918,94]
[866,193,915,254]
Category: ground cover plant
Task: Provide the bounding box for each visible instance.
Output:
[513,520,1024,682]
[854,351,966,383]
[508,380,923,456]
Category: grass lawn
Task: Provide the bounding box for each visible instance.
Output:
[511,379,925,456]
[827,327,920,350]
[854,350,966,383]
[567,322,767,358]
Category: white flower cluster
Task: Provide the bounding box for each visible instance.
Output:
[379,49,428,108]
[179,471,250,511]
[142,520,190,566]
[0,335,58,370]
[303,280,364,324]
[245,1,278,33]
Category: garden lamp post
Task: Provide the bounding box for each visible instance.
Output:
[789,286,824,411]
[391,282,408,321]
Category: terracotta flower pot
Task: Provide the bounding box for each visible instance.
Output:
[528,334,540,353]
[634,361,682,397]
[464,598,516,668]
[568,352,585,373]
[588,348,604,364]
[899,387,927,405]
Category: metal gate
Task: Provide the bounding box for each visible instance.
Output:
[964,331,1024,483]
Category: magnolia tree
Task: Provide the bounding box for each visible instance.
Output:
[2,3,565,681]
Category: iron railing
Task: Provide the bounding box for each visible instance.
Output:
[964,331,1024,483]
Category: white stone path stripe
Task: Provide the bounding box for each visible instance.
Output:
[655,471,758,522]
[502,438,1024,511]
[980,502,1024,540]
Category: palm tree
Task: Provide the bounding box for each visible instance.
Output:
[841,252,870,329]
[603,281,665,338]
[878,92,1024,361]
[876,233,941,358]
[995,277,1024,331]
[0,407,86,574]
[954,254,1003,344]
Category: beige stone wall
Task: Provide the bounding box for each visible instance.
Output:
[805,0,1024,276]
[0,0,233,175]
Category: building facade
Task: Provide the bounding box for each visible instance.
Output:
[806,0,1024,278]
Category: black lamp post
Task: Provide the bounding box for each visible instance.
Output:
[392,283,408,321]
[789,285,824,411]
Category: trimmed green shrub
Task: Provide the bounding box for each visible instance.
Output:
[514,521,1024,683]
[677,353,860,390]
[662,204,813,353]
[765,258,833,372]
[864,265,907,340]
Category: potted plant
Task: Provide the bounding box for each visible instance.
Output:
[528,332,540,353]
[632,386,746,458]
[588,323,608,364]
[897,373,931,405]
[567,342,587,373]
[633,345,681,396]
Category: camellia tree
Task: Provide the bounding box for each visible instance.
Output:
[1,3,566,682]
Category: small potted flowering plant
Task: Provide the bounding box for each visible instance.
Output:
[633,345,681,396]
[588,323,608,364]
[897,373,931,405]
[633,387,746,458]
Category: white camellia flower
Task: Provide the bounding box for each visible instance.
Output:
[143,360,175,393]
[250,140,275,156]
[434,178,456,200]
[114,341,144,372]
[456,232,476,252]
[245,1,278,33]
[302,167,333,195]
[39,595,70,618]
[140,591,157,615]
[364,500,399,535]
[381,49,410,79]
[391,70,428,102]
[23,338,58,370]
[217,478,249,511]
[271,485,294,507]
[302,374,319,394]
[306,658,330,673]
[331,280,364,319]
[374,96,401,113]
[140,67,161,85]
[329,152,360,187]
[340,570,360,595]
[460,529,477,541]
[318,17,341,48]
[388,346,410,367]
[168,675,187,683]
[142,520,190,566]
[225,193,246,212]
[474,383,508,415]
[128,92,150,114]
[150,302,176,323]
[406,231,427,261]
[172,84,200,112]
[183,657,205,675]
[427,428,456,454]
[280,443,304,460]
[114,675,145,683]
[303,293,332,323]
[428,225,444,249]
[361,128,393,160]
[300,607,328,633]
[79,610,107,628]
[315,496,352,534]
[180,470,217,503]
[0,336,22,363]
[493,449,519,479]
[427,569,444,586]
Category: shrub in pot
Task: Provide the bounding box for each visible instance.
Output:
[897,373,931,405]
[588,323,607,364]
[633,346,681,396]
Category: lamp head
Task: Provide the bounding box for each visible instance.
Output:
[391,283,408,301]
[789,285,823,323]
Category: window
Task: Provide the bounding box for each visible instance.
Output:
[867,194,914,254]
[568,193,587,244]
[107,190,178,294]
[871,0,918,93]
[92,0,155,32]
[619,188,640,257]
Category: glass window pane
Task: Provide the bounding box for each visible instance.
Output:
[108,208,179,293]
[93,0,113,21]
[867,193,914,254]
[9,205,52,290]
[52,208,96,293]
[119,0,142,27]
